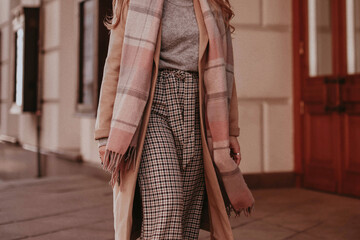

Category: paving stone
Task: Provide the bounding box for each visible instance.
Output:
[62,205,113,221]
[261,199,329,232]
[1,170,360,240]
[262,190,360,233]
[232,220,296,240]
[0,178,112,225]
[305,213,360,240]
[0,218,62,239]
[0,230,24,240]
[25,226,114,240]
[0,210,113,239]
[230,214,257,229]
[285,232,325,240]
[80,219,115,232]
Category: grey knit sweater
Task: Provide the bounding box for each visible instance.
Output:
[158,0,199,71]
[98,0,199,147]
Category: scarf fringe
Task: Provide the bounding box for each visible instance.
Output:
[215,164,255,218]
[222,184,255,218]
[225,201,255,218]
[102,145,137,188]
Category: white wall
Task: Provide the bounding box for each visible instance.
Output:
[0,0,295,172]
[38,0,82,152]
[0,0,20,139]
[232,0,294,173]
[80,118,99,164]
[0,0,81,153]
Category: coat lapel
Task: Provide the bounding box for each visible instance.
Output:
[153,21,162,69]
[130,1,233,239]
[193,0,209,67]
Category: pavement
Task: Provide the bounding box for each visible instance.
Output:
[0,143,360,240]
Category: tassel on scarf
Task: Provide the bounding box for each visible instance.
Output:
[102,126,140,188]
[224,198,255,218]
[222,167,255,218]
[102,144,137,188]
[214,161,255,218]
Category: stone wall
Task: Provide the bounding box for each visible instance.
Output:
[0,0,295,172]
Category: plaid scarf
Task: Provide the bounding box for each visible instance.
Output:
[102,0,254,216]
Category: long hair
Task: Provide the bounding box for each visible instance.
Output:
[104,0,235,33]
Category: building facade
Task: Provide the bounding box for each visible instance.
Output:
[0,0,294,176]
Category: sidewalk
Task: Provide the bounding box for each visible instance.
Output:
[1,143,360,240]
[1,174,360,240]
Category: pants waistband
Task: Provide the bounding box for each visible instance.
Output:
[158,68,199,80]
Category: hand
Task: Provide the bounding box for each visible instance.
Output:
[99,145,106,166]
[229,136,241,165]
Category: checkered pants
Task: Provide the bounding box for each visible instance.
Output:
[138,68,205,240]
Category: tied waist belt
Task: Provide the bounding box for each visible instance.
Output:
[158,68,199,170]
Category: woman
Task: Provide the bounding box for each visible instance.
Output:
[94,0,253,239]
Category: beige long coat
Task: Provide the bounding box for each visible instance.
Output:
[94,0,240,239]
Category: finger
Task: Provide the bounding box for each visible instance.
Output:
[230,153,240,165]
[230,139,240,150]
[233,154,240,165]
[99,150,105,165]
[100,154,104,165]
[236,156,241,165]
[230,147,239,156]
[230,149,238,158]
[233,147,241,155]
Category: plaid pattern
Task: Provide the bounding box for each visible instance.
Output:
[138,69,205,239]
[102,0,236,189]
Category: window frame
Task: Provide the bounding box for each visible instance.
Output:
[10,6,40,114]
[75,0,112,117]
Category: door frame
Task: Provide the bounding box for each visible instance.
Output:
[292,0,305,187]
[292,0,350,188]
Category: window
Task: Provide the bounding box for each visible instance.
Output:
[14,28,24,107]
[76,0,112,115]
[11,7,40,114]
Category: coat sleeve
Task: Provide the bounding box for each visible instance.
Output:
[94,2,128,140]
[229,78,240,137]
[226,28,240,137]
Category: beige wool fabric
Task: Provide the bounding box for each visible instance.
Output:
[94,0,253,239]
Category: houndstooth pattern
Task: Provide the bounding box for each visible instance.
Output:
[138,68,205,240]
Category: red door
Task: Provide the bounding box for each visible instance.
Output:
[293,0,360,197]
